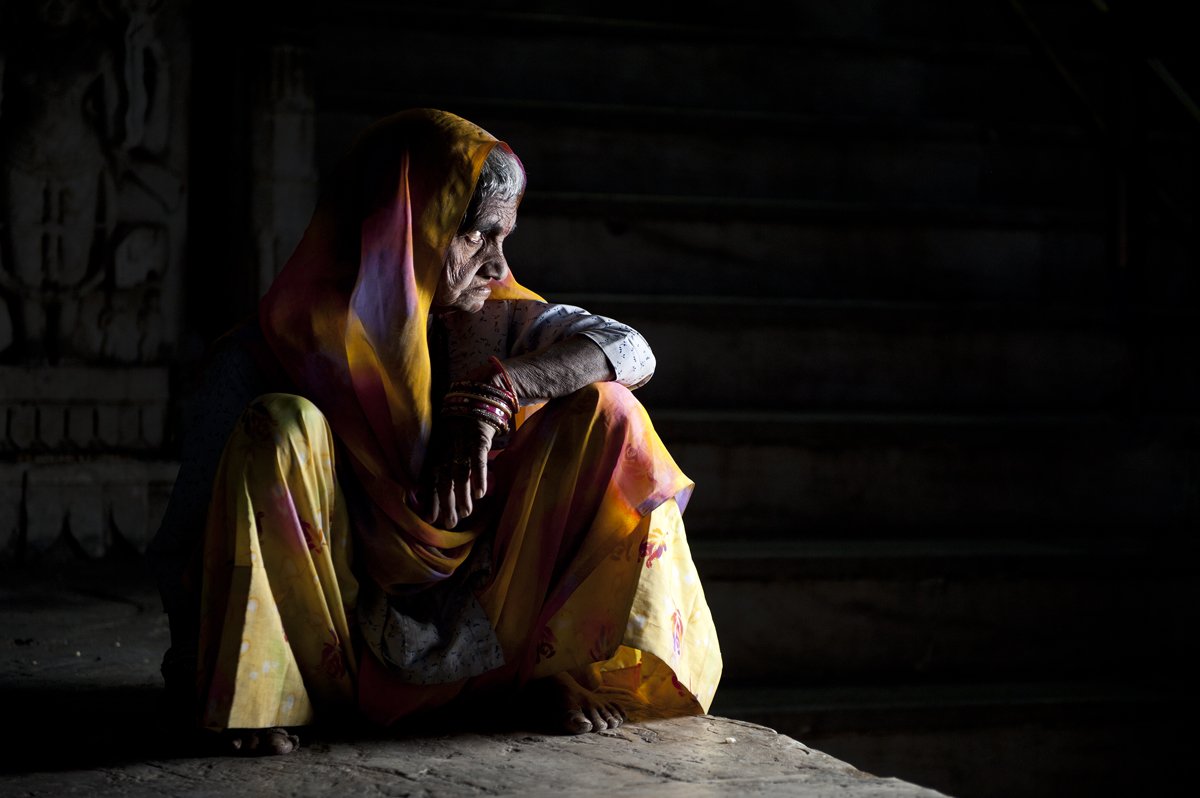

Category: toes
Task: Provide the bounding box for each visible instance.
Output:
[224,729,297,756]
[604,703,624,729]
[564,709,593,735]
[586,705,608,732]
[266,729,298,755]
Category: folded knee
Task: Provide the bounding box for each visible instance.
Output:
[556,382,640,423]
[239,392,330,447]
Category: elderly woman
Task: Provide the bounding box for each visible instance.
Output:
[148,109,721,754]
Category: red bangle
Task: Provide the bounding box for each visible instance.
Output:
[446,383,517,415]
[488,356,519,406]
[460,406,508,434]
[441,395,513,433]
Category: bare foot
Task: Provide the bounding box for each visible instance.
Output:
[541,672,627,735]
[224,728,299,756]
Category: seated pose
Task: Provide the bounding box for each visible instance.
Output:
[148,109,721,754]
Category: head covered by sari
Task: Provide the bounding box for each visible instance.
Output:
[259,109,539,591]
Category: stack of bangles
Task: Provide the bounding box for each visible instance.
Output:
[441,356,520,434]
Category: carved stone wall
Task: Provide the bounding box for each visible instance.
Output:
[0,0,190,561]
[0,366,179,559]
[0,0,188,364]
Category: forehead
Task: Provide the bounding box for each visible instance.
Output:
[473,196,519,230]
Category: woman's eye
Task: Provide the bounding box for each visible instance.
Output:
[465,231,483,245]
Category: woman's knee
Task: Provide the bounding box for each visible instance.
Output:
[239,392,331,448]
[556,382,640,424]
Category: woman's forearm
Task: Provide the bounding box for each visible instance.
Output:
[499,335,616,403]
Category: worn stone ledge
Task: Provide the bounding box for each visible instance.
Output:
[0,715,948,797]
[0,577,946,797]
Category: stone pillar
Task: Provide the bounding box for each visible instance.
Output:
[251,42,318,297]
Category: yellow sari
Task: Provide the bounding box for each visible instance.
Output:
[196,110,721,731]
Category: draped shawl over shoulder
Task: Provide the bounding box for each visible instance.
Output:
[259,109,539,591]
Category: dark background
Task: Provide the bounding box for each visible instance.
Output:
[5,1,1199,795]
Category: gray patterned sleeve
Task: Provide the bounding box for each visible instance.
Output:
[507,299,656,390]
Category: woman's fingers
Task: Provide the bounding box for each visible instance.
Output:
[452,420,496,521]
[437,461,457,528]
[471,439,489,500]
[424,489,440,525]
[426,417,497,528]
[453,454,473,521]
[437,454,474,528]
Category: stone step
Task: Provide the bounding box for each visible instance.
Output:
[712,681,1183,736]
[504,198,1107,302]
[517,192,1100,226]
[710,681,1189,798]
[648,411,1198,538]
[555,295,1199,412]
[690,536,1188,580]
[318,106,1114,208]
[324,97,1170,166]
[314,8,1095,127]
[692,537,1195,683]
[319,1,1047,50]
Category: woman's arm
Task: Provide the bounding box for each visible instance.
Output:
[423,303,652,529]
[505,300,655,396]
[492,333,615,401]
[423,334,622,529]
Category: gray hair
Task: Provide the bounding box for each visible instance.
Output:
[460,145,525,232]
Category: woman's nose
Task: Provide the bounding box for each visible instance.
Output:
[480,249,509,282]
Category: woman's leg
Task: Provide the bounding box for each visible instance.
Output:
[356,382,721,733]
[563,495,723,726]
[147,319,278,716]
[502,383,720,731]
[196,393,359,752]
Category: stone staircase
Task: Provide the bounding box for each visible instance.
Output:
[298,2,1199,795]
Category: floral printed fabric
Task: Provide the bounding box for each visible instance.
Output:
[353,379,721,726]
[198,383,722,730]
[198,393,359,731]
[199,109,720,731]
[545,497,722,718]
[355,538,505,685]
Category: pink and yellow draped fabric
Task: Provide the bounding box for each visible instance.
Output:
[200,109,721,730]
[259,110,539,591]
[199,394,359,729]
[199,387,719,730]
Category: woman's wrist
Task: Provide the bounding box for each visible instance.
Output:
[487,356,520,405]
[442,360,519,433]
[473,337,614,407]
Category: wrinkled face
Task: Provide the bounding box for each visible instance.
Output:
[434,195,518,314]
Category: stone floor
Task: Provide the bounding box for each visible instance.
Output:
[0,559,946,797]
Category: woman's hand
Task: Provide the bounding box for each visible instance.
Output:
[419,336,614,529]
[422,414,497,529]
